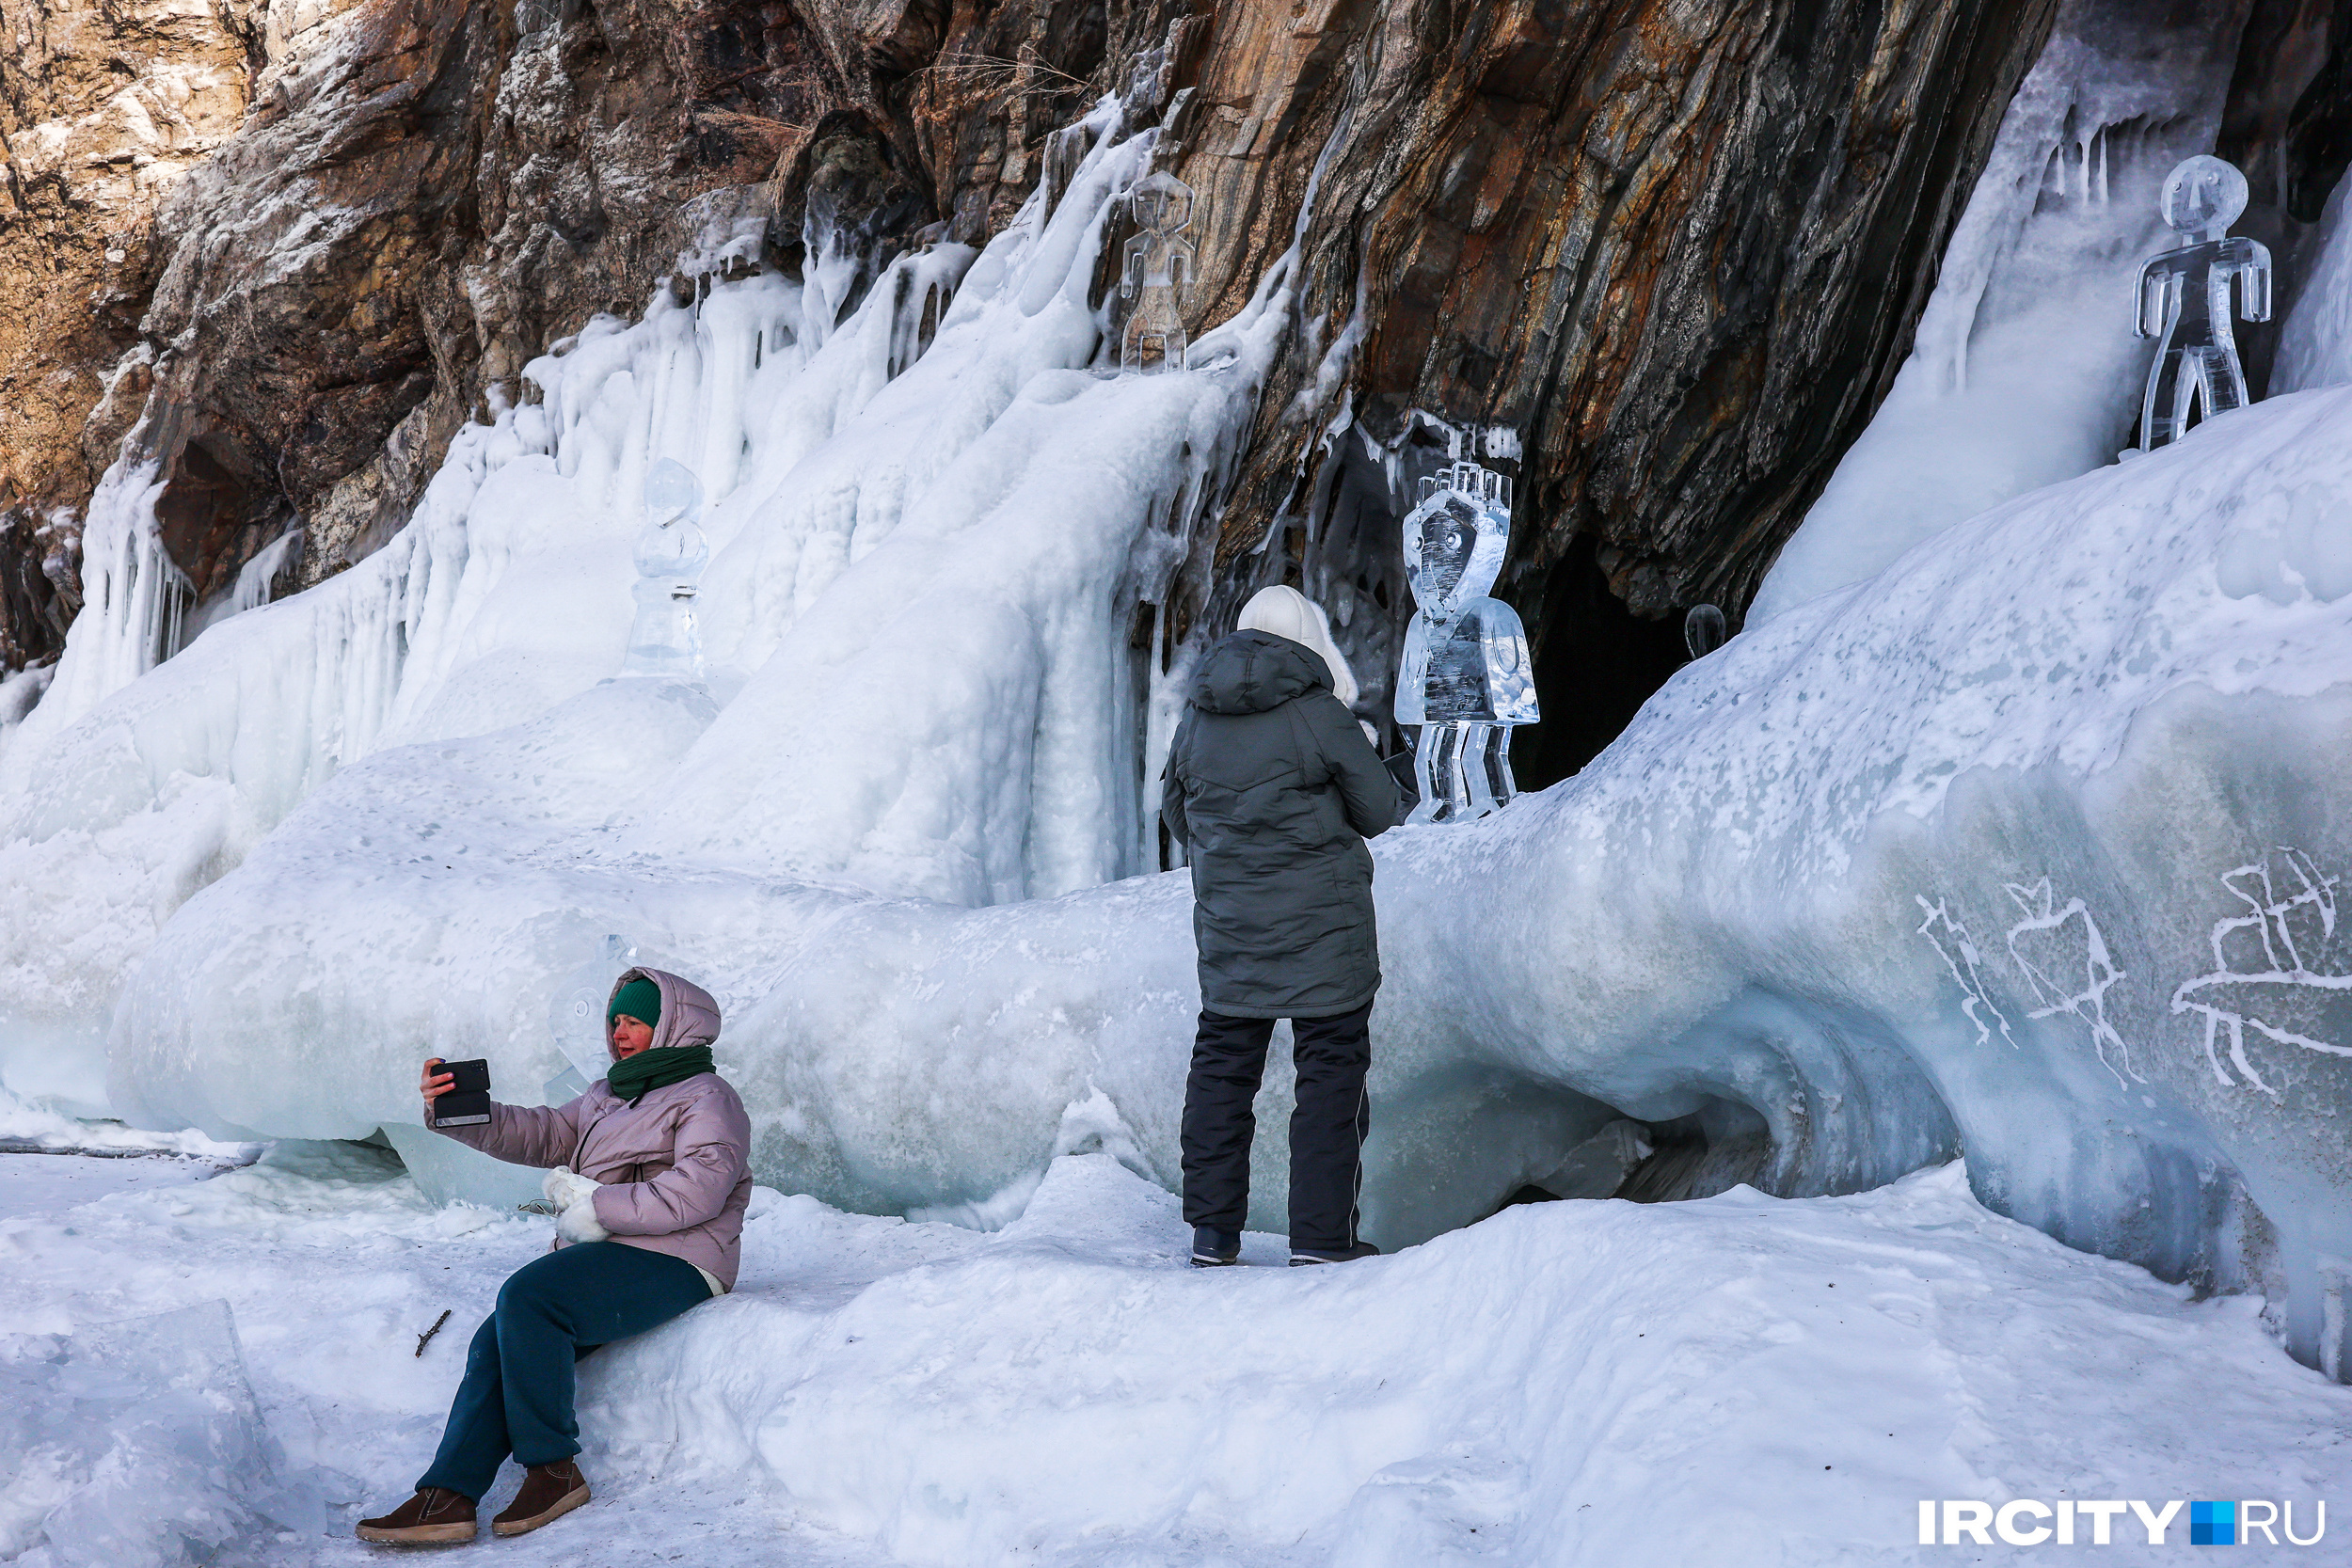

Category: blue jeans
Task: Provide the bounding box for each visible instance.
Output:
[417,1242,711,1498]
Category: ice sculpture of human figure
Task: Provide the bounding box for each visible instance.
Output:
[621,459,709,679]
[1394,460,1539,823]
[2136,154,2270,451]
[1120,171,1196,373]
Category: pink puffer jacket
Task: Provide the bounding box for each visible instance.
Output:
[435,968,754,1290]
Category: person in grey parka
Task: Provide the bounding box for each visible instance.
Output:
[1161,585,1400,1267]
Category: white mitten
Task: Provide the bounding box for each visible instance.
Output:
[543,1164,609,1243]
[556,1197,610,1244]
[542,1164,600,1209]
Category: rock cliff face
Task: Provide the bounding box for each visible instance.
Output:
[4,0,2347,774]
[0,0,265,668]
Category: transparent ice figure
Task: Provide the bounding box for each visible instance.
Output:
[546,933,636,1091]
[1394,461,1539,823]
[1120,172,1196,374]
[1685,604,1726,658]
[621,459,709,680]
[2135,155,2271,451]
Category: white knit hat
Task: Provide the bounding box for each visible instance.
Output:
[1236,584,1359,705]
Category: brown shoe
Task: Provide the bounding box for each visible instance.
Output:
[491,1459,590,1537]
[356,1486,477,1544]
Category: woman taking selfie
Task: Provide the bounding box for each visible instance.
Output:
[356,967,752,1544]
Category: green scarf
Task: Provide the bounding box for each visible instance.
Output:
[606,1044,714,1106]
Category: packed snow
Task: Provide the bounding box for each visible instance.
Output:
[4,1146,2346,1567]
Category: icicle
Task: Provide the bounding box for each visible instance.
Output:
[228,531,303,617]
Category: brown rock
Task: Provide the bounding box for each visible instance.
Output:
[0,0,265,666]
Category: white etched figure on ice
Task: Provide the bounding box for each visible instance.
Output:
[2170,848,2352,1099]
[1120,172,1196,373]
[2135,155,2271,451]
[1394,460,1538,823]
[621,459,709,680]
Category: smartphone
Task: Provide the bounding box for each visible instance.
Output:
[431,1058,492,1128]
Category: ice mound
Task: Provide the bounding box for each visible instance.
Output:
[571,1154,2352,1566]
[106,384,2352,1371]
[0,1301,315,1567]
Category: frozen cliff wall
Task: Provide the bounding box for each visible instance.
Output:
[1,0,2347,1387]
[2,0,2067,743]
[0,0,277,670]
[1756,0,2352,627]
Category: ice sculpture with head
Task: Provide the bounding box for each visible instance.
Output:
[1119,171,1196,374]
[1394,461,1538,822]
[2136,155,2271,451]
[622,460,709,680]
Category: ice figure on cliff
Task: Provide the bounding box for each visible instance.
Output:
[1119,172,1196,373]
[622,459,709,680]
[2137,155,2271,451]
[1394,460,1538,823]
[1685,604,1727,658]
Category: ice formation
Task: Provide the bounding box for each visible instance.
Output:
[4,55,2351,1403]
[56,374,2350,1379]
[0,93,1288,1108]
[1392,461,1536,822]
[1682,603,1726,659]
[2135,155,2270,450]
[620,459,709,681]
[1749,0,2251,624]
[0,1300,318,1567]
[1117,171,1196,373]
[2273,167,2352,395]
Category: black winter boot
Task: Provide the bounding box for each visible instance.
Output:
[1190,1227,1242,1266]
[1290,1241,1380,1266]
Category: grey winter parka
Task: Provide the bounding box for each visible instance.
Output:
[1160,630,1400,1019]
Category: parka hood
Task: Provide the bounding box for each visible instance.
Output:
[1189,630,1335,716]
[605,966,722,1061]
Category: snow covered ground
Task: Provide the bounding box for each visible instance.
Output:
[4,1145,2346,1566]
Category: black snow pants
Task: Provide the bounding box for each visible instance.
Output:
[1180,1003,1372,1252]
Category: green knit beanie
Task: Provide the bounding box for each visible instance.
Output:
[608,976,662,1030]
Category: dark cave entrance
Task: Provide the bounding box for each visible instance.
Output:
[1509,535,1695,794]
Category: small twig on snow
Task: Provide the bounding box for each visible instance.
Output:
[415,1309,453,1358]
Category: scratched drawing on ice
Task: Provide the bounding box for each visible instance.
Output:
[2169,848,2352,1099]
[1915,895,2018,1051]
[2004,879,2140,1085]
